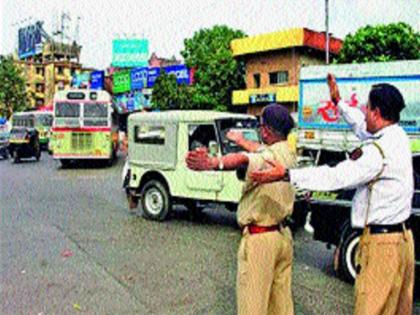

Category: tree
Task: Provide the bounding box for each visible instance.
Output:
[181,25,246,111]
[0,55,31,118]
[335,22,420,64]
[152,70,195,110]
[151,71,179,110]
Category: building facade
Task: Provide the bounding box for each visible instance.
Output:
[16,41,88,108]
[231,28,343,115]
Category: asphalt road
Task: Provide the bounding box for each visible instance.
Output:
[1,153,419,314]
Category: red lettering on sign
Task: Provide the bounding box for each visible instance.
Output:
[346,93,359,107]
[317,100,339,122]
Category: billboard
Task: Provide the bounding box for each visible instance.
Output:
[113,70,131,94]
[90,71,105,90]
[71,73,90,88]
[112,39,149,67]
[164,65,191,85]
[131,67,148,90]
[113,90,151,113]
[18,22,43,58]
[147,67,161,88]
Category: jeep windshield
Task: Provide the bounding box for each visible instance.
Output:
[216,118,260,154]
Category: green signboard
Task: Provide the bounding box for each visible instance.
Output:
[113,70,131,94]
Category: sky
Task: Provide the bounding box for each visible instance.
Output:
[1,0,419,69]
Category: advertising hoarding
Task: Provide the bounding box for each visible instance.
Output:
[131,67,148,90]
[113,70,131,93]
[147,67,161,88]
[71,73,90,88]
[18,22,43,58]
[113,90,151,113]
[164,65,191,85]
[112,39,149,68]
[90,71,105,90]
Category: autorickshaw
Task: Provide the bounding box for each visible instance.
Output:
[8,127,41,163]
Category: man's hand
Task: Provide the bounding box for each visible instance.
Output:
[327,73,341,105]
[186,147,218,171]
[250,159,286,184]
[226,130,244,144]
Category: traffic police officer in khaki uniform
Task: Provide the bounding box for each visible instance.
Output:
[251,77,415,315]
[186,104,296,315]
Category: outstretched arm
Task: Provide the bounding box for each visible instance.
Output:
[226,130,262,153]
[186,147,249,171]
[251,143,384,191]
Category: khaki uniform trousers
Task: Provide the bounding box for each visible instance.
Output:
[355,229,414,315]
[237,227,294,315]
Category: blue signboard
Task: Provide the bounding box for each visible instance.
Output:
[147,67,161,88]
[164,65,190,85]
[18,22,43,58]
[131,67,148,90]
[113,90,150,113]
[90,71,104,90]
[112,39,149,67]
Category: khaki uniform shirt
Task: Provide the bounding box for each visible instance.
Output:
[237,141,297,227]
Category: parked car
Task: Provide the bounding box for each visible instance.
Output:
[8,127,41,163]
[124,110,262,221]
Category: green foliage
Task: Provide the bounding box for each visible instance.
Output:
[0,55,30,118]
[335,22,420,64]
[151,71,195,110]
[181,25,246,111]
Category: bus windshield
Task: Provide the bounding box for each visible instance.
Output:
[84,103,108,118]
[55,102,80,118]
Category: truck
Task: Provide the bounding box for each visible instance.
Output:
[296,59,420,282]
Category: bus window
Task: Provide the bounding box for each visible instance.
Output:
[83,103,108,127]
[56,102,80,118]
[84,103,107,118]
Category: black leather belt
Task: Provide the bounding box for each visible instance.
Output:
[367,222,410,234]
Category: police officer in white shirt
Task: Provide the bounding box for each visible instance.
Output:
[250,75,415,315]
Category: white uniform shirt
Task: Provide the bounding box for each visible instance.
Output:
[290,101,413,228]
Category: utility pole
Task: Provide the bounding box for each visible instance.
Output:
[325,0,330,64]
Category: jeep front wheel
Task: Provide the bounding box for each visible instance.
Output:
[141,180,171,221]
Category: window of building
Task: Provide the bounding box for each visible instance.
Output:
[57,67,64,75]
[269,71,289,85]
[253,73,261,88]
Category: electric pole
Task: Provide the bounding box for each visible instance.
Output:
[325,0,330,64]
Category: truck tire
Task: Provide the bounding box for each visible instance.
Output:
[338,228,362,283]
[141,180,172,221]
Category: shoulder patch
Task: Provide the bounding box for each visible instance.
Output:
[350,148,363,160]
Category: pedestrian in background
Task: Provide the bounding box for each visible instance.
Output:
[251,76,414,315]
[186,104,296,315]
